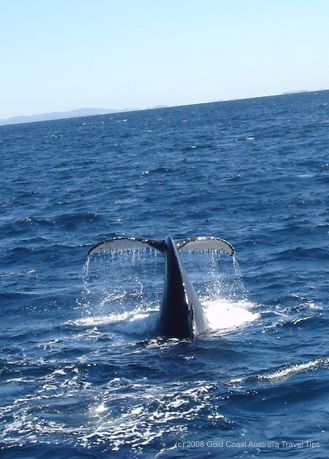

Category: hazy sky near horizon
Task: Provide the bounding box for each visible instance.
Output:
[1,0,328,119]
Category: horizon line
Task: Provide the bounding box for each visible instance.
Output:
[1,88,328,127]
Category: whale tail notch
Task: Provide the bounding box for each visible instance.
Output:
[88,236,235,257]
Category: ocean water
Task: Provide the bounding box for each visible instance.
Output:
[1,91,329,458]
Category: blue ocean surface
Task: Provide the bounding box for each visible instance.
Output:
[1,91,329,458]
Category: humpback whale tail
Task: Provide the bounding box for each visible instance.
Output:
[87,235,235,257]
[87,235,235,338]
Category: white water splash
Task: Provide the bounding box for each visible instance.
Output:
[70,307,159,336]
[71,298,258,337]
[72,310,134,327]
[203,298,259,333]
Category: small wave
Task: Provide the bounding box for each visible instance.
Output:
[16,216,55,226]
[0,268,37,278]
[142,166,175,175]
[258,358,329,382]
[113,198,138,205]
[291,316,313,325]
[277,314,321,330]
[230,358,329,386]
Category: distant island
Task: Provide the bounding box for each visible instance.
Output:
[0,107,133,126]
[0,105,173,126]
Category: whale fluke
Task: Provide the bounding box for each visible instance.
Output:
[87,235,235,338]
[88,236,234,257]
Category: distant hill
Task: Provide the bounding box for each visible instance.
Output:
[0,108,129,126]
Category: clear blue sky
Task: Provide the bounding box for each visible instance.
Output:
[1,0,328,119]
